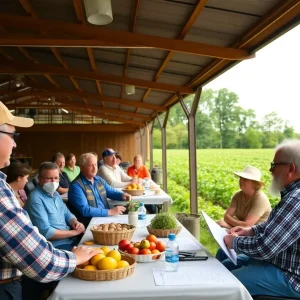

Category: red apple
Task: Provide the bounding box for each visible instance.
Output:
[140,239,150,249]
[125,243,134,251]
[118,239,131,251]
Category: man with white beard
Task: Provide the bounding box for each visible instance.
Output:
[219,139,300,299]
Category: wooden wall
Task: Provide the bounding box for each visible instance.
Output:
[14,125,138,169]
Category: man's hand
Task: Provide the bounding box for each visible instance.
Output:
[227,226,254,237]
[69,219,85,233]
[224,234,237,249]
[73,246,101,266]
[122,193,131,201]
[109,206,127,216]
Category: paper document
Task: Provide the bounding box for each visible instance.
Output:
[176,237,202,251]
[153,264,237,286]
[201,210,237,265]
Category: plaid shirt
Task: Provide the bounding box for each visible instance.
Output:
[0,171,76,282]
[233,179,300,292]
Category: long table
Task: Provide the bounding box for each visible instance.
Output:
[108,189,173,212]
[48,215,252,300]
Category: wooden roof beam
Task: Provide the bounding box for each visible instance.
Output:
[1,89,166,112]
[0,58,194,94]
[0,13,253,60]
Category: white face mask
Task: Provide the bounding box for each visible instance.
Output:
[43,182,59,195]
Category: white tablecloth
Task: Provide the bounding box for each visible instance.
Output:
[109,190,173,212]
[48,215,252,300]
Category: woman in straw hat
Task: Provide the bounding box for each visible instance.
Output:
[217,165,271,229]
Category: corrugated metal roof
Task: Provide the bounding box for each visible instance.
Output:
[0,0,299,128]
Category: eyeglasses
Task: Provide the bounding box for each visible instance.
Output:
[270,161,290,169]
[0,130,20,140]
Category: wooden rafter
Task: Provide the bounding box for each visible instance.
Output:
[121,0,140,99]
[0,13,253,60]
[1,89,166,112]
[137,0,207,113]
[0,59,194,94]
[72,0,103,101]
[162,0,300,108]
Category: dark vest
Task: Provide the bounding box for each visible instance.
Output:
[70,175,110,227]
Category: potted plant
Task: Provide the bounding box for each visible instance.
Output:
[127,200,139,227]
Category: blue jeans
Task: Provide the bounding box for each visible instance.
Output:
[216,248,300,298]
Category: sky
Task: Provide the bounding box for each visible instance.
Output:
[206,24,300,131]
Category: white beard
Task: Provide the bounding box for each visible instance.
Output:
[268,175,285,197]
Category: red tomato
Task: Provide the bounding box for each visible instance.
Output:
[146,234,157,243]
[149,241,156,251]
[156,241,166,252]
[118,239,131,251]
[139,248,151,255]
[125,243,134,251]
[128,247,140,255]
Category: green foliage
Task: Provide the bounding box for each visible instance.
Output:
[152,88,297,150]
[150,212,178,229]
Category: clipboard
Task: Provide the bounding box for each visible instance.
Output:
[179,250,208,261]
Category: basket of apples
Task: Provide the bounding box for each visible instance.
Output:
[118,234,166,263]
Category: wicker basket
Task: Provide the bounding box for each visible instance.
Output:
[146,226,182,237]
[122,189,144,196]
[74,254,136,281]
[90,224,136,245]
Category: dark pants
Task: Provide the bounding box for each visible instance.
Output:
[0,281,22,300]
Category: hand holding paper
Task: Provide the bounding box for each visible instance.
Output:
[201,210,237,265]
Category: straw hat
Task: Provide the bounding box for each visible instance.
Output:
[233,165,264,186]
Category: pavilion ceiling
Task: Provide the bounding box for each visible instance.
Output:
[0,0,299,129]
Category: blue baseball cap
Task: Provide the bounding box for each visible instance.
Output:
[102,148,116,158]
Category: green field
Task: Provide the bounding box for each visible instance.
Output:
[153,149,278,255]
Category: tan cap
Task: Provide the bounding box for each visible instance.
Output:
[0,101,34,127]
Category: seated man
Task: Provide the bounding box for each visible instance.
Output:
[25,162,85,251]
[68,153,131,227]
[98,148,133,188]
[52,152,70,195]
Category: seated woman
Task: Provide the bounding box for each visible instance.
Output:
[5,161,31,207]
[217,165,271,229]
[127,154,150,179]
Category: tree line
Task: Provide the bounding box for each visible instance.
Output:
[153,88,298,149]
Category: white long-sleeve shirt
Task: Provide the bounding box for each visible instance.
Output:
[98,163,131,188]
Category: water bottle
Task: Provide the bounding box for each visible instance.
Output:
[165,233,179,272]
[137,202,147,228]
[144,178,150,191]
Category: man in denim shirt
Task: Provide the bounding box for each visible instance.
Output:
[222,139,300,299]
[25,162,85,251]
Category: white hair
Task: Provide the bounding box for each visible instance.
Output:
[79,153,96,167]
[0,124,8,139]
[275,139,300,173]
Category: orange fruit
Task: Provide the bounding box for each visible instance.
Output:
[97,257,117,270]
[106,250,121,262]
[83,265,97,271]
[127,186,132,190]
[90,254,106,266]
[146,234,157,243]
[83,240,95,245]
[100,246,111,255]
[117,260,129,269]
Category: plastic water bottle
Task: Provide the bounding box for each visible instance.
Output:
[144,178,150,191]
[137,202,147,228]
[165,233,179,272]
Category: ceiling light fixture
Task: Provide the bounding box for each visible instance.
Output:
[61,108,69,114]
[14,75,24,88]
[84,0,113,25]
[125,85,135,95]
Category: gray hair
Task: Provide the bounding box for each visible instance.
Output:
[38,162,59,177]
[275,139,300,173]
[79,153,96,167]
